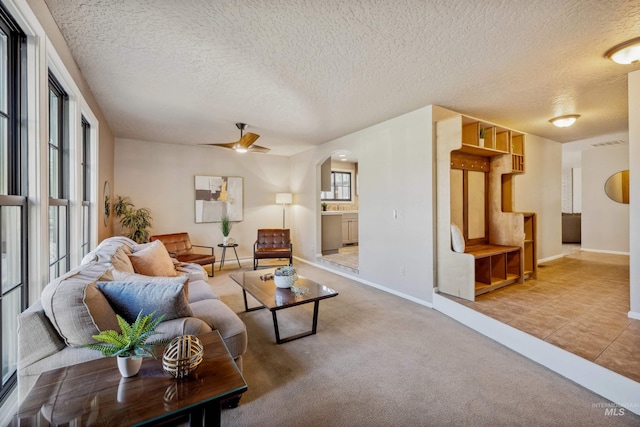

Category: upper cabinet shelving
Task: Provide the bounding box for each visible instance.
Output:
[459,117,526,173]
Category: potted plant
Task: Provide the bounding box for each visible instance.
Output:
[478,127,486,147]
[113,195,153,243]
[321,202,327,211]
[87,311,168,377]
[220,214,233,245]
[273,265,297,288]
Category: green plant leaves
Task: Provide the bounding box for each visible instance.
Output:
[88,311,169,358]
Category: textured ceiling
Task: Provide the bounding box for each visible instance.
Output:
[44,0,640,156]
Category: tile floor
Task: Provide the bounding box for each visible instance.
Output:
[318,245,359,271]
[445,249,640,382]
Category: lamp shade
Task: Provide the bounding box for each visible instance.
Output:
[276,193,293,204]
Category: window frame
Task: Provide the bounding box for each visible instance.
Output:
[47,72,70,279]
[321,171,352,202]
[80,116,90,256]
[0,3,27,404]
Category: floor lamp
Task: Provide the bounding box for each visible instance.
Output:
[276,193,292,229]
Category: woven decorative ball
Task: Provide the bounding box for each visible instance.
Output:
[162,335,204,379]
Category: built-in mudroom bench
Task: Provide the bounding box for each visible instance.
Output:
[436,113,537,301]
[465,244,521,296]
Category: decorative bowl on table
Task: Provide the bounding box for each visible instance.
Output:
[273,266,297,288]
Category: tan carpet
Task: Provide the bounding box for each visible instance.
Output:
[212,263,639,426]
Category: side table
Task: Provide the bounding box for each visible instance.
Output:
[16,331,247,427]
[217,243,241,271]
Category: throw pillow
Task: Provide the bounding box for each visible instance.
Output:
[41,263,120,347]
[112,269,189,301]
[111,246,135,273]
[128,240,177,277]
[450,223,465,253]
[98,277,192,324]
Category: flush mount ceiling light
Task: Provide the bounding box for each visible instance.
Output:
[604,37,640,64]
[549,114,580,128]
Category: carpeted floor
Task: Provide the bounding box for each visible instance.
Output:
[212,262,639,426]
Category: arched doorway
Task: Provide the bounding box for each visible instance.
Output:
[317,150,359,272]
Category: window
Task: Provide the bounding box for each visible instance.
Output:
[321,171,352,201]
[48,74,69,279]
[0,4,26,403]
[80,117,90,256]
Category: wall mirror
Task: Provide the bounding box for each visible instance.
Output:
[103,181,111,226]
[604,170,629,204]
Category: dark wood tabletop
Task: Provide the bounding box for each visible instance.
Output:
[17,331,247,427]
[230,269,338,311]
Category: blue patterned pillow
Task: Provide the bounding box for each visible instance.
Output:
[97,277,192,324]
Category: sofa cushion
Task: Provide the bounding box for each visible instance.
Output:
[112,269,190,301]
[189,299,247,359]
[98,278,192,323]
[41,263,120,347]
[188,280,219,303]
[128,240,177,277]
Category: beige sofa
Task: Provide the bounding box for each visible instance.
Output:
[17,236,247,401]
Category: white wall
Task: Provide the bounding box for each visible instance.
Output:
[628,70,640,317]
[290,106,436,305]
[113,104,564,306]
[114,138,291,260]
[581,144,629,254]
[513,134,563,261]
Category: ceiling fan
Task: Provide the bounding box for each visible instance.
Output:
[206,123,270,153]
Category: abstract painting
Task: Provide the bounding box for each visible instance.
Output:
[194,176,243,223]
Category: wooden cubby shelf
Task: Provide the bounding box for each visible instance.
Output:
[467,244,522,296]
[436,113,536,302]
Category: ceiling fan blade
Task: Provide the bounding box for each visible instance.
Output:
[204,127,267,152]
[205,142,236,149]
[247,144,270,153]
[237,132,260,149]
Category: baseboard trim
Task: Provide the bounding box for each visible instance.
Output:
[433,293,640,416]
[295,256,433,309]
[628,311,640,320]
[580,248,630,256]
[538,254,564,263]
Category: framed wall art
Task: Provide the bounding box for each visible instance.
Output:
[194,175,244,223]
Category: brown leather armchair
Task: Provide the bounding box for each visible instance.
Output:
[150,232,216,277]
[253,229,292,270]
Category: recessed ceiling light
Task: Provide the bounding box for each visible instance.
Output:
[338,154,346,157]
[549,114,580,128]
[604,37,640,65]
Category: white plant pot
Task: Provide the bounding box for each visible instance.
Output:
[223,236,229,245]
[117,356,143,378]
[274,274,296,288]
[479,138,485,147]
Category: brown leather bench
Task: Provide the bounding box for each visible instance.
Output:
[253,229,292,270]
[151,232,216,276]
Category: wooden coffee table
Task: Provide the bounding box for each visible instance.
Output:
[17,331,246,427]
[230,269,338,344]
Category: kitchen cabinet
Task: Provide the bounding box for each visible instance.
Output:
[322,213,342,254]
[342,213,358,244]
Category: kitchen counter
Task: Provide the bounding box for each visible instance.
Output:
[321,210,358,215]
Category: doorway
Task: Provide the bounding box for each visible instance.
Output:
[318,151,359,272]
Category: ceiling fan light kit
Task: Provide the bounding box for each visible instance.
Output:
[549,114,580,128]
[604,37,640,65]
